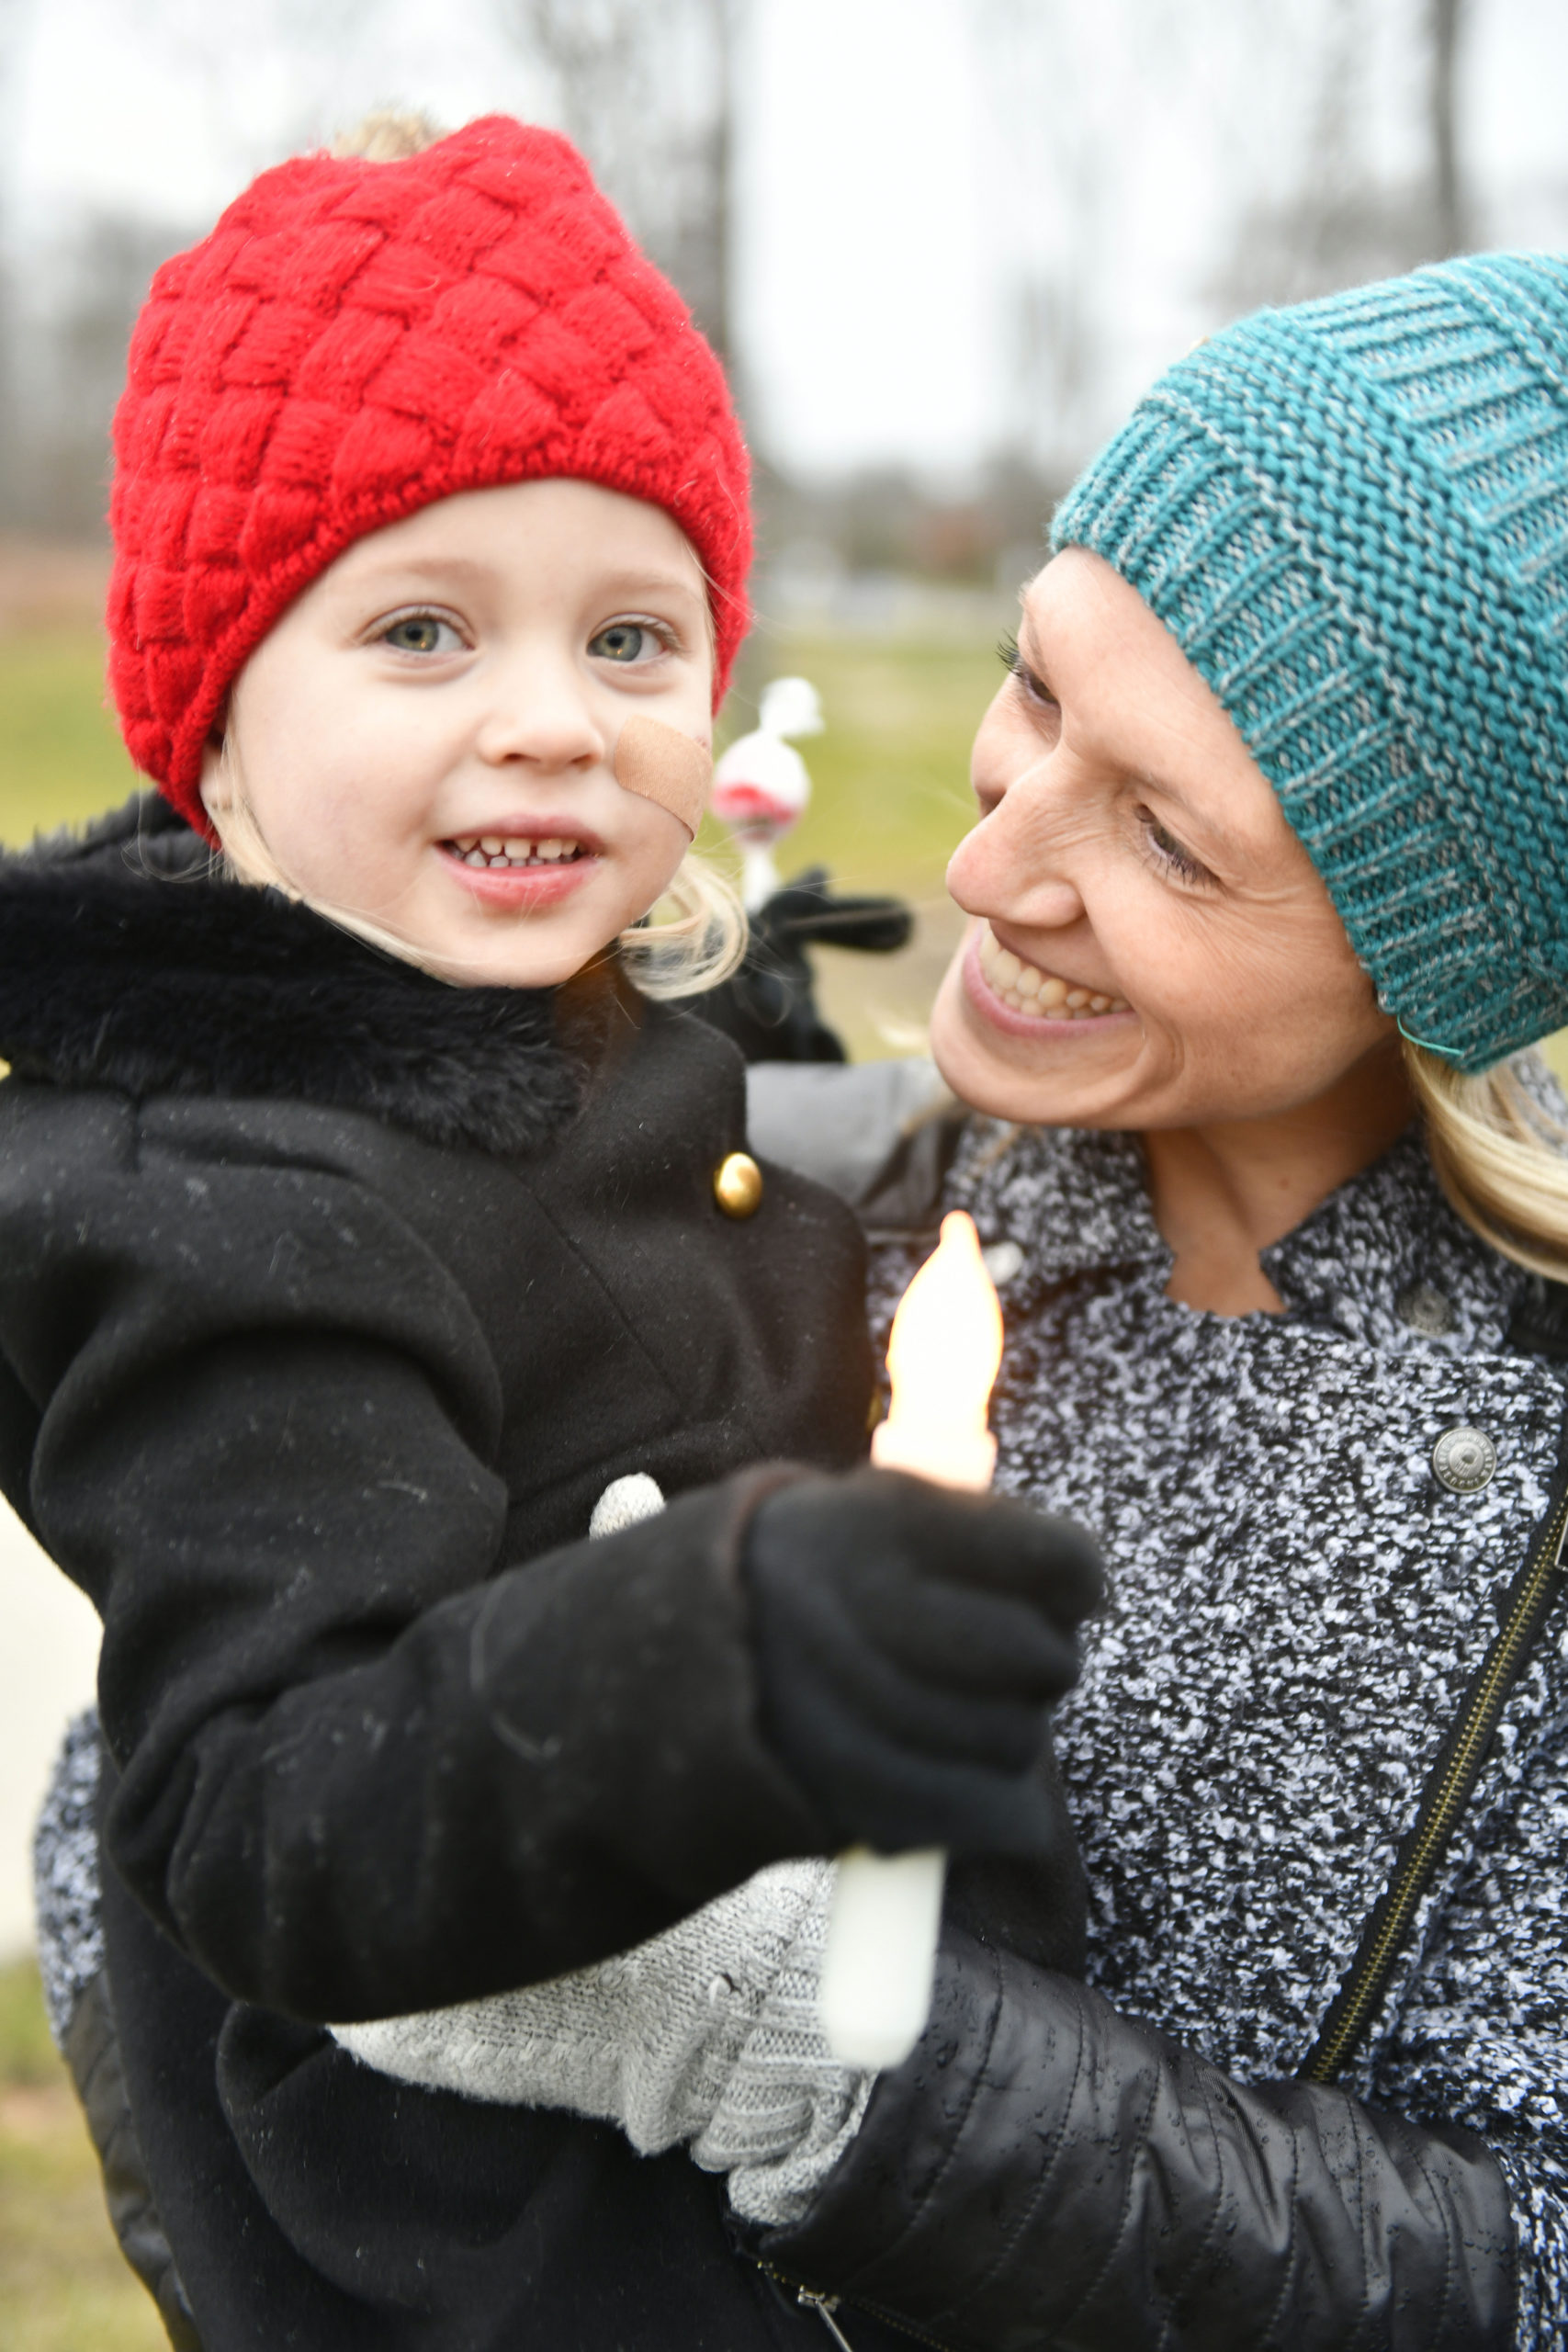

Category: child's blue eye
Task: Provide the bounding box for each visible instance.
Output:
[589,621,662,664]
[380,613,461,655]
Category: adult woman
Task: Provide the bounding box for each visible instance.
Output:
[738,252,1568,2347]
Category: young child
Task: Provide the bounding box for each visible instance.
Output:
[11,113,1100,2352]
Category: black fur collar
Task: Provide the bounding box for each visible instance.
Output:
[0,794,594,1154]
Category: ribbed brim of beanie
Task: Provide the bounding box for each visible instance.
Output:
[1054,253,1568,1072]
[107,116,751,827]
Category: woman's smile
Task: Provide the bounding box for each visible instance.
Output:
[967,920,1132,1031]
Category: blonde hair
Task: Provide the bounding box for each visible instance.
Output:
[331,108,446,162]
[1404,1036,1568,1284]
[206,757,746,1001]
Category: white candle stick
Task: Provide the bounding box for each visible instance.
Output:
[820,1211,1004,2070]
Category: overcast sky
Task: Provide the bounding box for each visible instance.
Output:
[6,0,1568,481]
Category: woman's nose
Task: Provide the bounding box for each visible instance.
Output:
[951,740,1087,930]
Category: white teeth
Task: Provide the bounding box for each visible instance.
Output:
[977,924,1128,1019]
[449,832,589,870]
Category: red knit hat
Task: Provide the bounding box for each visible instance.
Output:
[107,116,752,829]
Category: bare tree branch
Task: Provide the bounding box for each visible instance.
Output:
[1430,0,1467,254]
[502,0,737,365]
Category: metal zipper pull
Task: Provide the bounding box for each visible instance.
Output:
[798,2287,859,2349]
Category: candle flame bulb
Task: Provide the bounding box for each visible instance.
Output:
[822,1210,1005,2072]
[871,1211,1003,1490]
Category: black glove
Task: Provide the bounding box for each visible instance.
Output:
[694,866,914,1064]
[741,1465,1103,1856]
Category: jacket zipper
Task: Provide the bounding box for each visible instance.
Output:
[795,2288,859,2349]
[753,2257,953,2351]
[1302,1478,1568,2085]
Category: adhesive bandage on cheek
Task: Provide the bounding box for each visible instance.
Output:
[613,717,711,839]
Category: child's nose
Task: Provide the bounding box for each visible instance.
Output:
[474,653,604,774]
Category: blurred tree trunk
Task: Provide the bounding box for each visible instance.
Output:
[1429,0,1466,254]
[508,0,738,369]
[0,0,35,523]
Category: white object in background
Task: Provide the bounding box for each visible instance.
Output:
[0,1497,99,1959]
[821,1212,1005,2070]
[711,675,825,909]
[756,677,825,740]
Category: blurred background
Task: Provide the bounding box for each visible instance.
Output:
[2,1,1567,2341]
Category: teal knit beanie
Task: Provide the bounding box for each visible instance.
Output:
[1053,252,1568,1072]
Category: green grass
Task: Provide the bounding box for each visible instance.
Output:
[713,628,999,898]
[0,1959,57,2090]
[0,1959,167,2351]
[0,632,141,849]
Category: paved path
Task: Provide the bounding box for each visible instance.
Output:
[0,1501,98,1957]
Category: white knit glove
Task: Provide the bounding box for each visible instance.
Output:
[332,1857,871,2225]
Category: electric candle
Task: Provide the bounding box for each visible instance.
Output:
[820,1210,1005,2069]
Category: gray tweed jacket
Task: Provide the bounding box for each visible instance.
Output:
[837,1067,1568,2347]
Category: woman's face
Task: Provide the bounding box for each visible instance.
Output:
[200,478,712,987]
[931,548,1399,1130]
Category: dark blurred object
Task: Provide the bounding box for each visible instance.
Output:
[697,866,913,1064]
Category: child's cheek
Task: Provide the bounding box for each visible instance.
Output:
[615,805,692,927]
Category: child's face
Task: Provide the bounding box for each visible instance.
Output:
[201,478,714,986]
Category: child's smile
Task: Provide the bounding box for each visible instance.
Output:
[199,476,715,989]
[439,820,604,908]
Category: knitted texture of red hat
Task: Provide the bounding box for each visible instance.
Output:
[107,115,751,829]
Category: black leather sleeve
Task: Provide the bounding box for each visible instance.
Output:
[64,1970,201,2350]
[758,1929,1517,2351]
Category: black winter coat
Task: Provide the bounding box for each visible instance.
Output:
[0,797,901,2350]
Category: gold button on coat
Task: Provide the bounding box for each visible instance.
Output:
[713,1151,763,1218]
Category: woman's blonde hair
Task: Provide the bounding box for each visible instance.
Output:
[1405,1037,1568,1285]
[206,756,746,1001]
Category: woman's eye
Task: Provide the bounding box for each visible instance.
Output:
[588,620,667,665]
[998,631,1058,711]
[379,612,463,656]
[1139,809,1213,886]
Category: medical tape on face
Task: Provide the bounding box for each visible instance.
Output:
[614,716,711,838]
